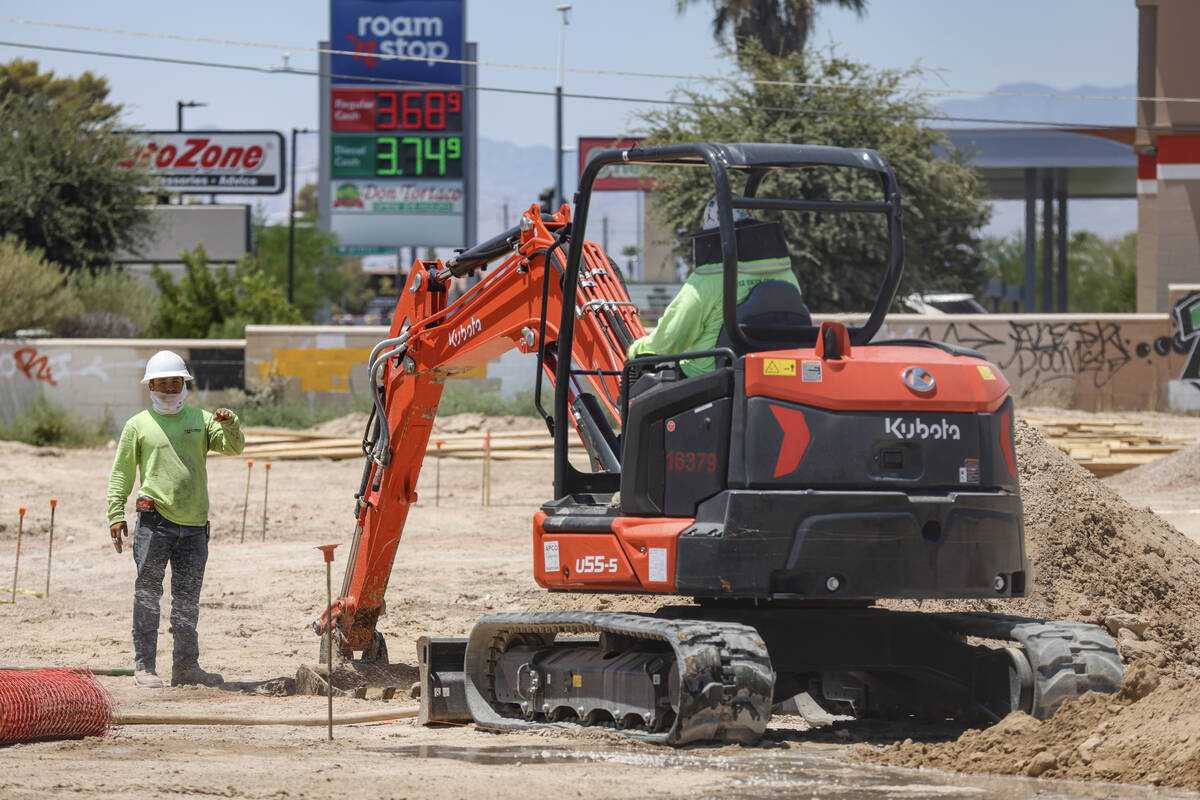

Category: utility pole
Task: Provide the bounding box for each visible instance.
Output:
[554,5,572,209]
[176,100,208,202]
[288,127,313,304]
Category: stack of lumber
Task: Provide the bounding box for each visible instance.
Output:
[1020,414,1193,477]
[241,427,571,462]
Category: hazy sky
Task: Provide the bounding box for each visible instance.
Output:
[1,1,1138,145]
[0,1,1142,239]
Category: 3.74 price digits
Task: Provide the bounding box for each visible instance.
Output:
[376,136,463,178]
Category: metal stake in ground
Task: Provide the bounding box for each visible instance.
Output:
[12,507,25,604]
[315,543,340,741]
[261,462,271,543]
[44,498,56,598]
[434,441,443,507]
[482,433,491,507]
[240,459,254,544]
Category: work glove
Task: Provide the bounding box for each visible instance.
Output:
[110,521,128,554]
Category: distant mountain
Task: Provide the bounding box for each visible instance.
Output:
[938,82,1137,128]
[258,83,1139,241]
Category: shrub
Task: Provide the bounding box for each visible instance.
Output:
[0,234,80,335]
[59,270,157,337]
[0,397,107,447]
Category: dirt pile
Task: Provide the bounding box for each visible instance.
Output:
[864,665,1200,790]
[862,421,1200,789]
[1003,419,1200,677]
[1105,440,1200,492]
[887,419,1200,677]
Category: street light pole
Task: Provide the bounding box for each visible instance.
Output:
[288,127,313,305]
[554,4,571,209]
[176,100,207,132]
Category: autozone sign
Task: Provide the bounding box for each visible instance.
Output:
[120,131,285,194]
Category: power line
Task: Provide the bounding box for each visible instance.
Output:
[0,39,1171,132]
[1,15,1192,106]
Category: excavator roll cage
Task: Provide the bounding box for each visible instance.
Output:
[554,142,906,498]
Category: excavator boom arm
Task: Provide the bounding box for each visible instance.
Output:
[317,205,645,654]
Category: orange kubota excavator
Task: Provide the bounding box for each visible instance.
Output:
[314,143,1122,746]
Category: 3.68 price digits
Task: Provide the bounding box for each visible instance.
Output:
[376,90,462,132]
[376,136,463,179]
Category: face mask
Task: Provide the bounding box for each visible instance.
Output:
[150,384,188,415]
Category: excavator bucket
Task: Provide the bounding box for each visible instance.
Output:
[417,636,471,724]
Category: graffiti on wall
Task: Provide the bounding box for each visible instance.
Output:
[881,316,1188,400]
[0,348,138,386]
[1,347,245,390]
[1172,291,1200,383]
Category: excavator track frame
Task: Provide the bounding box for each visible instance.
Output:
[462,611,774,746]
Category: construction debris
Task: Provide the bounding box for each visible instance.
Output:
[1019,414,1195,477]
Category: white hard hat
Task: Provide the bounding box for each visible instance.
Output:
[141,350,193,384]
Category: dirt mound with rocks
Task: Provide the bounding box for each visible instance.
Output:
[1105,440,1200,492]
[864,664,1200,790]
[861,421,1200,789]
[885,419,1200,678]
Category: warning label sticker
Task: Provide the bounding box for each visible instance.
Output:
[977,365,997,381]
[763,358,796,376]
[543,540,560,572]
[801,360,822,382]
[648,548,667,582]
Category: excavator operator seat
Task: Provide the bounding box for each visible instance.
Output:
[716,280,812,356]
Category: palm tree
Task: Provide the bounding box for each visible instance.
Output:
[675,0,868,59]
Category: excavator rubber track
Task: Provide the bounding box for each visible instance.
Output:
[462,611,774,746]
[930,613,1124,720]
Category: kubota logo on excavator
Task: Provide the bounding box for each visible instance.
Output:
[884,417,962,441]
[447,317,482,347]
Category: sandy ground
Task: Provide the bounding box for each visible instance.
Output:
[1,411,1199,799]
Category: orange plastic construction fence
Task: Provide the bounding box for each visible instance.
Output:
[0,669,118,744]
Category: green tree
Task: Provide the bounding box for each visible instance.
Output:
[981,231,1136,313]
[0,60,154,273]
[251,208,372,321]
[676,0,867,60]
[147,244,303,339]
[636,44,991,311]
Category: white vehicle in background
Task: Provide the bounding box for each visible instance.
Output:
[902,292,989,314]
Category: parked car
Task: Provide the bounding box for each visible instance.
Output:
[901,292,989,314]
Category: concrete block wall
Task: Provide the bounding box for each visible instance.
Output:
[3,309,1195,431]
[0,338,244,430]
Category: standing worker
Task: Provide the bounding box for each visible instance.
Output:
[107,350,245,688]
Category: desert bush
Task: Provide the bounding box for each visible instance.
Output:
[0,234,80,335]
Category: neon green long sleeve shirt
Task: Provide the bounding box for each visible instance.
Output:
[627,257,800,377]
[106,406,245,527]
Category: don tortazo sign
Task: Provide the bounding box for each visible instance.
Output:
[120,131,285,194]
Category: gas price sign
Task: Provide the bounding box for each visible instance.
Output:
[331,88,463,133]
[331,134,463,179]
[322,6,473,252]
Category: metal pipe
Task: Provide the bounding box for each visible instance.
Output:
[240,460,254,544]
[44,499,56,598]
[12,507,25,604]
[261,463,271,543]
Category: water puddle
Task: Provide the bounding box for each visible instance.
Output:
[369,744,1197,800]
